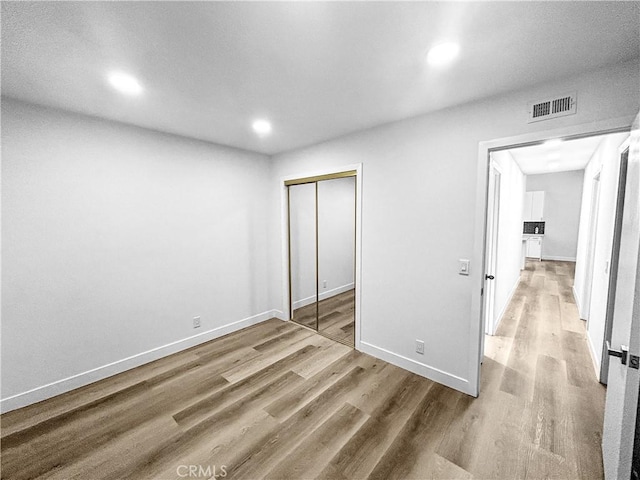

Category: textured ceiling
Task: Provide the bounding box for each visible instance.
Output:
[2,1,639,154]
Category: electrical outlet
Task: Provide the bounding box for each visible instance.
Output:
[323,280,327,288]
[416,340,425,355]
[193,316,201,329]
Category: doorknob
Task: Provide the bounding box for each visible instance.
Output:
[606,341,628,365]
[485,274,495,280]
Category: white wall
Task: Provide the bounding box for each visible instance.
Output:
[574,132,630,374]
[490,151,525,335]
[269,59,640,394]
[526,170,584,261]
[1,98,274,410]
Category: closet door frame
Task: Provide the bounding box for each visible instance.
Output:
[281,164,362,350]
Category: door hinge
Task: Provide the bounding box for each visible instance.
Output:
[481,287,484,296]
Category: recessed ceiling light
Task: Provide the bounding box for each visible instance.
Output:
[548,152,561,160]
[108,71,142,95]
[252,119,272,136]
[426,42,460,67]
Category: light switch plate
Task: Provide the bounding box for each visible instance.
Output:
[459,259,470,276]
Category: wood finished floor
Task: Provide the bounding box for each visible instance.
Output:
[1,261,605,479]
[293,289,355,346]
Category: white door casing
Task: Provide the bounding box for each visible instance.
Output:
[583,172,602,322]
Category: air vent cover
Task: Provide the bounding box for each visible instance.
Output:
[527,92,577,123]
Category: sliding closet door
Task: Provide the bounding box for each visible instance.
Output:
[288,183,318,330]
[317,176,356,345]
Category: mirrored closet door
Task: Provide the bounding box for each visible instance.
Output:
[287,172,356,347]
[317,176,355,344]
[288,182,318,331]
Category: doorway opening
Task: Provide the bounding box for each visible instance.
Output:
[476,126,632,478]
[482,130,630,386]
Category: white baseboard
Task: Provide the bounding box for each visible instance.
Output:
[0,310,281,413]
[359,341,471,395]
[293,294,316,310]
[319,283,354,302]
[292,283,354,310]
[542,255,577,262]
[490,277,520,336]
[586,331,601,380]
[572,285,583,319]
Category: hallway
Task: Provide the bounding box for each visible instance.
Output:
[480,259,606,478]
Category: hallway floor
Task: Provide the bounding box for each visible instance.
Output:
[1,261,605,479]
[480,259,606,478]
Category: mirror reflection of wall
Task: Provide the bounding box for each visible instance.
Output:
[289,183,317,330]
[287,173,356,347]
[318,177,355,344]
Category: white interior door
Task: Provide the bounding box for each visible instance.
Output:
[601,142,630,385]
[602,113,640,480]
[484,161,501,336]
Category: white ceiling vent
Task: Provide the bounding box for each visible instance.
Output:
[527,92,577,123]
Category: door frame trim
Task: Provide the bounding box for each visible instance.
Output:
[280,163,363,350]
[583,170,603,326]
[284,170,357,186]
[470,115,635,397]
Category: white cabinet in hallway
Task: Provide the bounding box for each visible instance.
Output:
[525,236,543,260]
[524,190,545,221]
